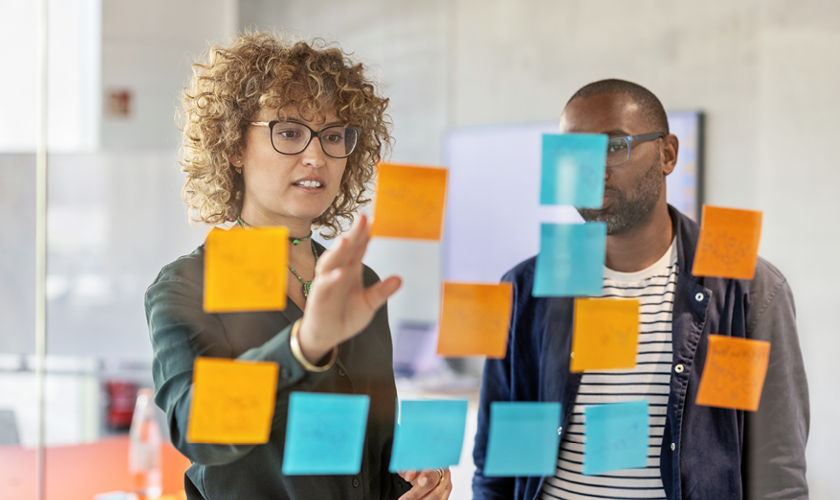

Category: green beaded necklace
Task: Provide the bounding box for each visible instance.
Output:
[236,216,319,298]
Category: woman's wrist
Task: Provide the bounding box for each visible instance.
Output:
[290,319,337,371]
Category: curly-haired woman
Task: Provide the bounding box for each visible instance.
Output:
[145,32,452,500]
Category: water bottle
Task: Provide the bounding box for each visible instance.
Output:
[129,388,162,499]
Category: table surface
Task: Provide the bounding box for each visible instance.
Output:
[0,436,191,500]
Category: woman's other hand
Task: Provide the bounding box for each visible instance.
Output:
[397,469,452,500]
[296,214,401,363]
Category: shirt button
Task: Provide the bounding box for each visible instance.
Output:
[557,426,563,436]
[674,363,685,374]
[694,292,704,302]
[280,366,292,379]
[671,443,676,451]
[352,477,360,488]
[338,368,347,377]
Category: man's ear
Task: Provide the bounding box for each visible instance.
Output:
[662,134,679,176]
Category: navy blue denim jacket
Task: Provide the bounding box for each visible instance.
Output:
[472,206,809,500]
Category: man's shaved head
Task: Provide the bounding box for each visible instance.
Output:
[566,79,669,135]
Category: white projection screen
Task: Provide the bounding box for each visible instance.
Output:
[442,112,704,283]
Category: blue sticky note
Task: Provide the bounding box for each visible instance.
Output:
[533,222,606,297]
[389,399,469,472]
[282,392,370,475]
[583,400,649,476]
[484,402,561,477]
[540,134,607,208]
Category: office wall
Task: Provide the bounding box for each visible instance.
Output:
[0,0,101,152]
[242,1,839,497]
[101,0,238,148]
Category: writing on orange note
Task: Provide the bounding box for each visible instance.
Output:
[204,226,288,312]
[570,298,639,372]
[692,205,762,280]
[188,357,279,444]
[437,282,513,358]
[370,163,448,241]
[695,335,771,412]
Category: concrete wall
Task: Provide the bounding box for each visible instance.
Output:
[242,1,839,497]
[101,0,238,148]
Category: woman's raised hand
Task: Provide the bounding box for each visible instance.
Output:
[295,214,402,364]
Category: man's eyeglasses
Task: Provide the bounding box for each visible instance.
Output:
[606,132,665,167]
[250,120,362,159]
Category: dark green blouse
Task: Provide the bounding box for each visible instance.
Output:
[144,244,411,499]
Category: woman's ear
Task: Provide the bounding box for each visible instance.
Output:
[230,153,244,174]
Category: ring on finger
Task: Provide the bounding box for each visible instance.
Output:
[436,468,444,485]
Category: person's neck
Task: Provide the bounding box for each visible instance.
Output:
[605,201,673,273]
[239,205,313,239]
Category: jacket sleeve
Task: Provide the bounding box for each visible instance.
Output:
[472,272,518,499]
[744,263,810,500]
[144,259,309,467]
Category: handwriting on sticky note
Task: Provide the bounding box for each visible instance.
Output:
[571,298,639,372]
[695,335,771,411]
[583,400,649,475]
[540,134,607,208]
[437,282,513,358]
[187,357,278,444]
[484,402,561,477]
[370,163,448,241]
[533,222,606,297]
[204,226,288,312]
[282,392,370,475]
[692,205,763,279]
[389,399,469,472]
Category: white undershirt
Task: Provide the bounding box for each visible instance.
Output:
[540,240,677,500]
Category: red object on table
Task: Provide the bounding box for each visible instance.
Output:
[0,436,190,500]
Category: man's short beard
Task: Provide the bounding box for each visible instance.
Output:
[577,154,663,235]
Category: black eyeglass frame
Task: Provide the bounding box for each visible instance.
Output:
[250,120,362,159]
[606,131,666,167]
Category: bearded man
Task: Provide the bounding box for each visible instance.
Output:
[472,79,809,500]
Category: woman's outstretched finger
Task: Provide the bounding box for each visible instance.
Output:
[315,236,350,275]
[339,214,368,266]
[347,214,372,263]
[319,216,366,274]
[363,276,402,312]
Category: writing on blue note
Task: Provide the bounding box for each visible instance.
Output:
[282,392,370,475]
[484,402,561,477]
[533,222,606,297]
[540,134,608,208]
[583,400,649,476]
[389,399,469,472]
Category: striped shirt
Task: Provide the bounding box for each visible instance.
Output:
[540,240,677,500]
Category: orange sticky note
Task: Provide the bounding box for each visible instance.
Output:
[204,226,288,312]
[570,298,639,372]
[370,163,448,241]
[695,335,771,412]
[692,205,763,279]
[187,357,279,443]
[437,282,513,358]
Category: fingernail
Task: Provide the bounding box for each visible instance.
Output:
[419,476,427,486]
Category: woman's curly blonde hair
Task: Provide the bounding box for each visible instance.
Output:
[179,31,391,238]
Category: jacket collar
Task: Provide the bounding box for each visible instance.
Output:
[669,204,701,283]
